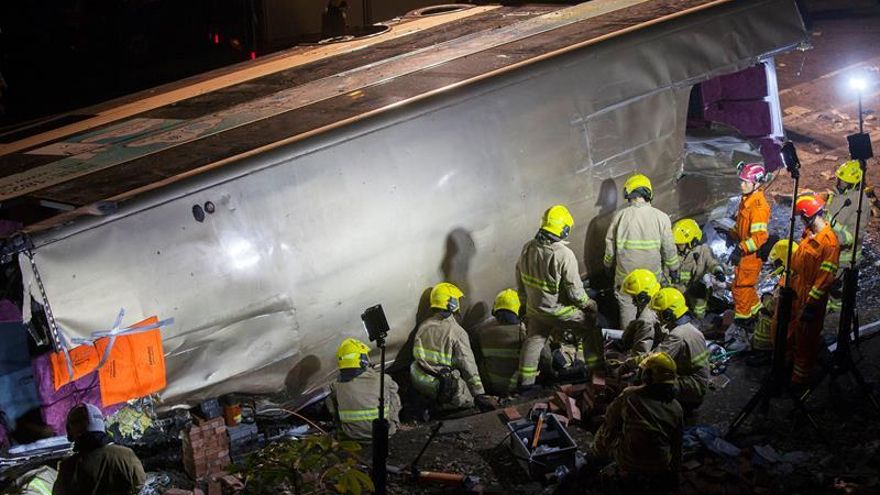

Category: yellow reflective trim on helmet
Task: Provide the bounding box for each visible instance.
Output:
[493,288,521,314]
[836,160,863,185]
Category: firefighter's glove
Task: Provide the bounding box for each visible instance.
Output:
[668,270,680,284]
[800,303,822,322]
[758,234,779,262]
[729,246,743,266]
[474,394,495,412]
[582,298,598,313]
[714,270,727,283]
[830,278,844,299]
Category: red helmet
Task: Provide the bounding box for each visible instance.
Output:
[795,194,825,218]
[738,162,766,184]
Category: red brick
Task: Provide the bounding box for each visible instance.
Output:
[501,407,521,422]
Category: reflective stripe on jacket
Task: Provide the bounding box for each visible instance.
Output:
[792,225,840,304]
[656,321,709,406]
[735,191,770,255]
[327,367,401,441]
[412,313,485,395]
[473,317,526,394]
[604,202,679,284]
[677,243,720,287]
[517,238,592,318]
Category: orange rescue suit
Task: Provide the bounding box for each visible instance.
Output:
[788,224,839,384]
[733,190,771,321]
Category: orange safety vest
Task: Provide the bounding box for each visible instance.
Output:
[791,224,840,306]
[735,190,770,257]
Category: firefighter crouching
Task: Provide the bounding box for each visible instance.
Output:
[727,162,772,351]
[826,160,868,312]
[787,195,840,387]
[410,283,493,411]
[619,269,662,355]
[472,289,526,396]
[649,288,710,418]
[671,218,725,320]
[604,174,680,330]
[516,205,601,388]
[326,338,401,441]
[591,352,683,495]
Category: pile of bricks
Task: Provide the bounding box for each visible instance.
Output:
[182,417,231,480]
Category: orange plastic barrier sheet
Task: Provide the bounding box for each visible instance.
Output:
[49,316,167,406]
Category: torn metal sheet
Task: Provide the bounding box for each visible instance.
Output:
[18,0,806,405]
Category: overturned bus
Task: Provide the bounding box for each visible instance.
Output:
[0,0,806,407]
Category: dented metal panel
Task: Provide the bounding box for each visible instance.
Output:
[20,0,806,404]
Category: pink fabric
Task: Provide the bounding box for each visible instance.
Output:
[758,138,784,172]
[0,219,22,238]
[701,65,768,103]
[0,299,21,322]
[704,100,772,138]
[31,354,121,435]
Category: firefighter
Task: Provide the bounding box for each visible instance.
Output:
[727,162,771,351]
[591,352,683,494]
[53,404,145,495]
[826,160,868,312]
[472,289,526,395]
[410,283,492,410]
[672,218,725,319]
[604,174,680,330]
[619,269,662,355]
[326,338,401,441]
[650,288,710,417]
[516,205,601,388]
[788,195,840,387]
[750,240,799,356]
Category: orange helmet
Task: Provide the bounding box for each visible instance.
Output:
[795,194,825,219]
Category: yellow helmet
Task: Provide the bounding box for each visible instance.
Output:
[622,269,661,298]
[672,218,703,245]
[639,352,677,384]
[493,288,521,315]
[430,282,464,312]
[768,240,798,267]
[836,160,863,185]
[541,205,574,238]
[650,287,689,321]
[623,174,653,201]
[336,338,370,370]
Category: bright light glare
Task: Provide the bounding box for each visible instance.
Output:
[850,76,868,91]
